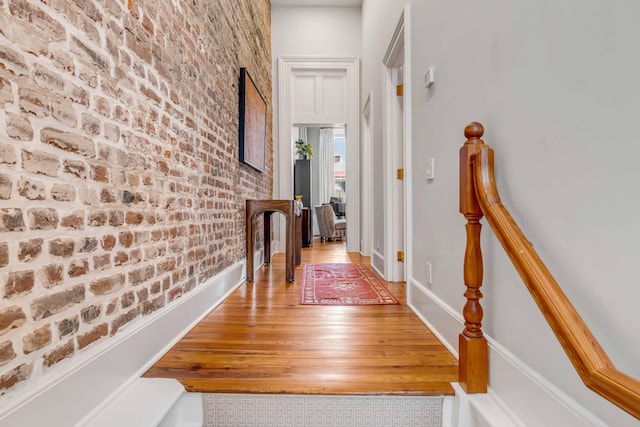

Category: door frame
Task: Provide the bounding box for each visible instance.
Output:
[361,91,373,257]
[277,56,360,253]
[382,5,412,282]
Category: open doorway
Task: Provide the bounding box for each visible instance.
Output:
[276,56,360,253]
[292,125,347,240]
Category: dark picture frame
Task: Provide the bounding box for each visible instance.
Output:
[239,68,267,172]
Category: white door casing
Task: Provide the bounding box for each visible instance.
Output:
[361,91,373,257]
[277,56,360,253]
[382,5,412,282]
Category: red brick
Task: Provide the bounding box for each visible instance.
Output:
[0,363,32,391]
[0,143,17,165]
[94,96,111,117]
[63,159,87,178]
[39,264,64,288]
[33,63,65,92]
[113,251,129,266]
[77,323,108,349]
[0,306,27,335]
[109,210,124,226]
[9,0,66,41]
[93,254,111,270]
[105,298,117,315]
[111,307,139,335]
[70,36,110,72]
[0,242,8,268]
[101,235,116,250]
[168,285,183,302]
[0,46,28,75]
[0,341,16,366]
[125,211,143,224]
[51,183,76,201]
[104,123,120,142]
[27,208,58,230]
[136,287,148,302]
[82,112,101,135]
[90,165,109,182]
[56,316,79,338]
[61,211,85,229]
[68,258,89,277]
[30,285,85,320]
[43,341,74,367]
[119,231,134,247]
[128,265,154,285]
[88,210,108,226]
[51,99,78,127]
[141,295,164,315]
[80,237,98,253]
[5,112,33,140]
[19,87,50,117]
[41,127,95,158]
[22,150,59,177]
[18,177,46,200]
[0,208,25,231]
[49,238,75,257]
[0,174,11,200]
[81,304,101,323]
[22,324,52,354]
[50,48,75,75]
[18,238,43,262]
[4,270,34,299]
[120,291,135,308]
[89,274,125,296]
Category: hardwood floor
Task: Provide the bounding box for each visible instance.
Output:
[144,239,458,396]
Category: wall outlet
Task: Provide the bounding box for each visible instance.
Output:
[426,262,432,285]
[375,237,380,250]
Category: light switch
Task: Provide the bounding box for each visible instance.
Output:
[424,67,435,88]
[426,158,435,180]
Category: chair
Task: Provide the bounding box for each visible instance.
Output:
[315,204,346,242]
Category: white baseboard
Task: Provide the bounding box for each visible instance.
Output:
[86,378,185,427]
[371,249,384,278]
[407,278,608,427]
[159,392,204,427]
[0,260,248,427]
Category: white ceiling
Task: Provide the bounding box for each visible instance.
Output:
[271,0,361,7]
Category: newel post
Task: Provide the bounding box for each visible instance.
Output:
[458,122,488,393]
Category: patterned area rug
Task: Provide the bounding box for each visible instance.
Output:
[202,394,444,427]
[299,263,398,305]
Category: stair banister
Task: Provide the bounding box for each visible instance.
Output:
[459,122,640,419]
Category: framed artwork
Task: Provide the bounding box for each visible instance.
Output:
[239,67,267,172]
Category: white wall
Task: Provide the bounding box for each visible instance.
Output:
[363,0,640,426]
[271,6,362,58]
[360,0,405,273]
[271,6,361,250]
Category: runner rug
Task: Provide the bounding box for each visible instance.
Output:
[299,263,398,305]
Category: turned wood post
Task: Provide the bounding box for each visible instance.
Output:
[459,122,488,393]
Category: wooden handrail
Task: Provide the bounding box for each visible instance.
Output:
[459,122,640,419]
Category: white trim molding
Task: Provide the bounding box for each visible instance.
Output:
[0,261,247,427]
[407,277,612,427]
[382,5,411,282]
[277,56,360,253]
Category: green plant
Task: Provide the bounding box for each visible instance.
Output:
[295,139,313,159]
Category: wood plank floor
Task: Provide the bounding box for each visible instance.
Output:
[144,239,458,396]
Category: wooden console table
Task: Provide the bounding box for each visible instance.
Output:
[246,199,300,283]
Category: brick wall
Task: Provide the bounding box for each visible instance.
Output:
[0,0,272,396]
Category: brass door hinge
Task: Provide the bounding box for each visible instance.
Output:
[396,168,404,180]
[397,251,405,262]
[396,84,403,96]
